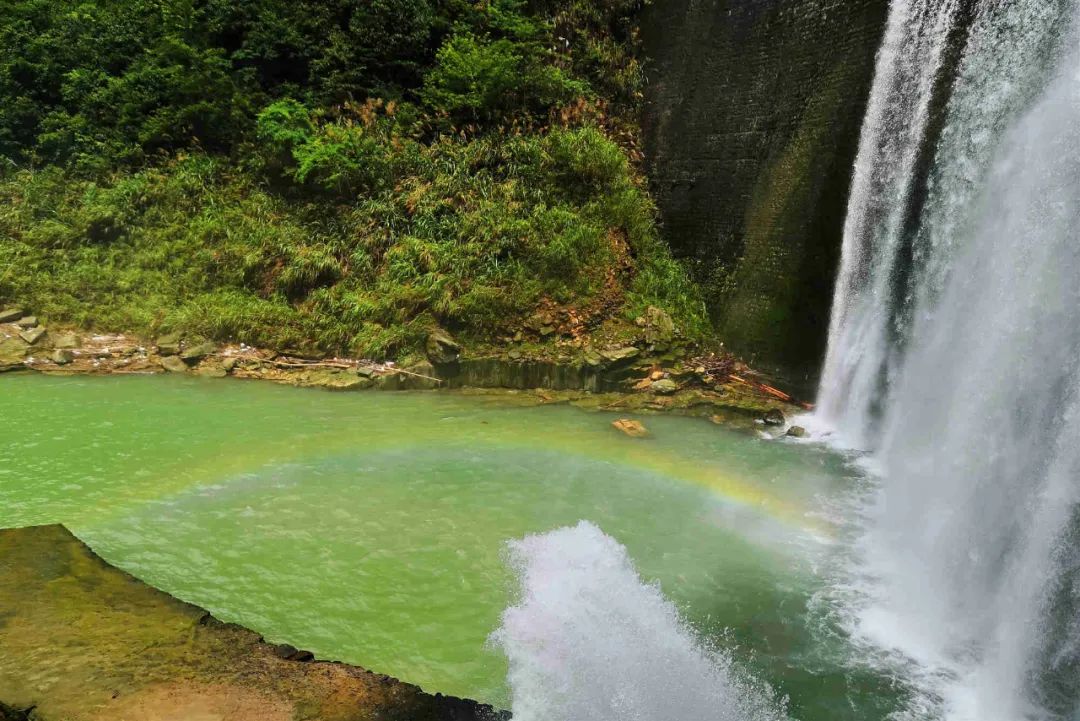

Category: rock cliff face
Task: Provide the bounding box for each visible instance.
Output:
[640,0,889,376]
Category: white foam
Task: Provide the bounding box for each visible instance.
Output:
[491,521,789,721]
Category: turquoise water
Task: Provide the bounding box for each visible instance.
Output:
[0,373,901,718]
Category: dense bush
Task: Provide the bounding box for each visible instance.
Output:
[0,0,707,358]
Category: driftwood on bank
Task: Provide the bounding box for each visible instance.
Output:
[222,354,443,384]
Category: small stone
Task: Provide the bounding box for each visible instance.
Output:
[762,408,786,426]
[52,332,79,349]
[159,355,189,373]
[356,365,376,378]
[513,331,524,342]
[271,644,315,662]
[156,332,182,356]
[508,349,523,360]
[221,357,238,372]
[16,316,38,329]
[583,350,604,368]
[195,366,228,378]
[786,425,808,438]
[19,326,46,345]
[272,643,299,659]
[539,325,556,337]
[180,340,216,362]
[0,308,24,324]
[650,378,679,395]
[650,369,665,381]
[51,349,74,365]
[612,419,649,438]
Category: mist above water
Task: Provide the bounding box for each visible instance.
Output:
[492,521,789,721]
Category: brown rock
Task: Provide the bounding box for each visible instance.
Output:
[612,419,649,438]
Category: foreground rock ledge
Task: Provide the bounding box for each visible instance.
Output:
[0,525,508,721]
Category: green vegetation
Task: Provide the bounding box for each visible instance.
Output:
[0,0,707,358]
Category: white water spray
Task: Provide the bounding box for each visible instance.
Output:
[491,521,788,721]
[820,1,1080,719]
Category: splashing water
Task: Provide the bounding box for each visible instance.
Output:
[819,0,1080,719]
[491,521,789,721]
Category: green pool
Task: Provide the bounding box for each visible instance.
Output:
[0,373,903,719]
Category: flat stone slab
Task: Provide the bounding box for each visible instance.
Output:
[0,525,508,721]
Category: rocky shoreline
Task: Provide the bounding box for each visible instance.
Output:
[0,525,508,721]
[0,305,807,432]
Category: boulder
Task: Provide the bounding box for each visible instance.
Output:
[51,349,75,365]
[18,326,46,345]
[761,408,786,426]
[356,364,376,378]
[0,338,28,368]
[643,306,676,345]
[786,425,808,438]
[180,340,217,362]
[52,331,80,349]
[402,360,440,390]
[612,419,649,438]
[0,308,24,324]
[160,355,189,373]
[426,328,461,364]
[650,378,679,395]
[156,332,182,356]
[15,316,38,329]
[221,357,238,373]
[599,346,640,364]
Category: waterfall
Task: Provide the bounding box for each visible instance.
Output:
[490,521,788,721]
[820,0,1080,719]
[818,0,963,445]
